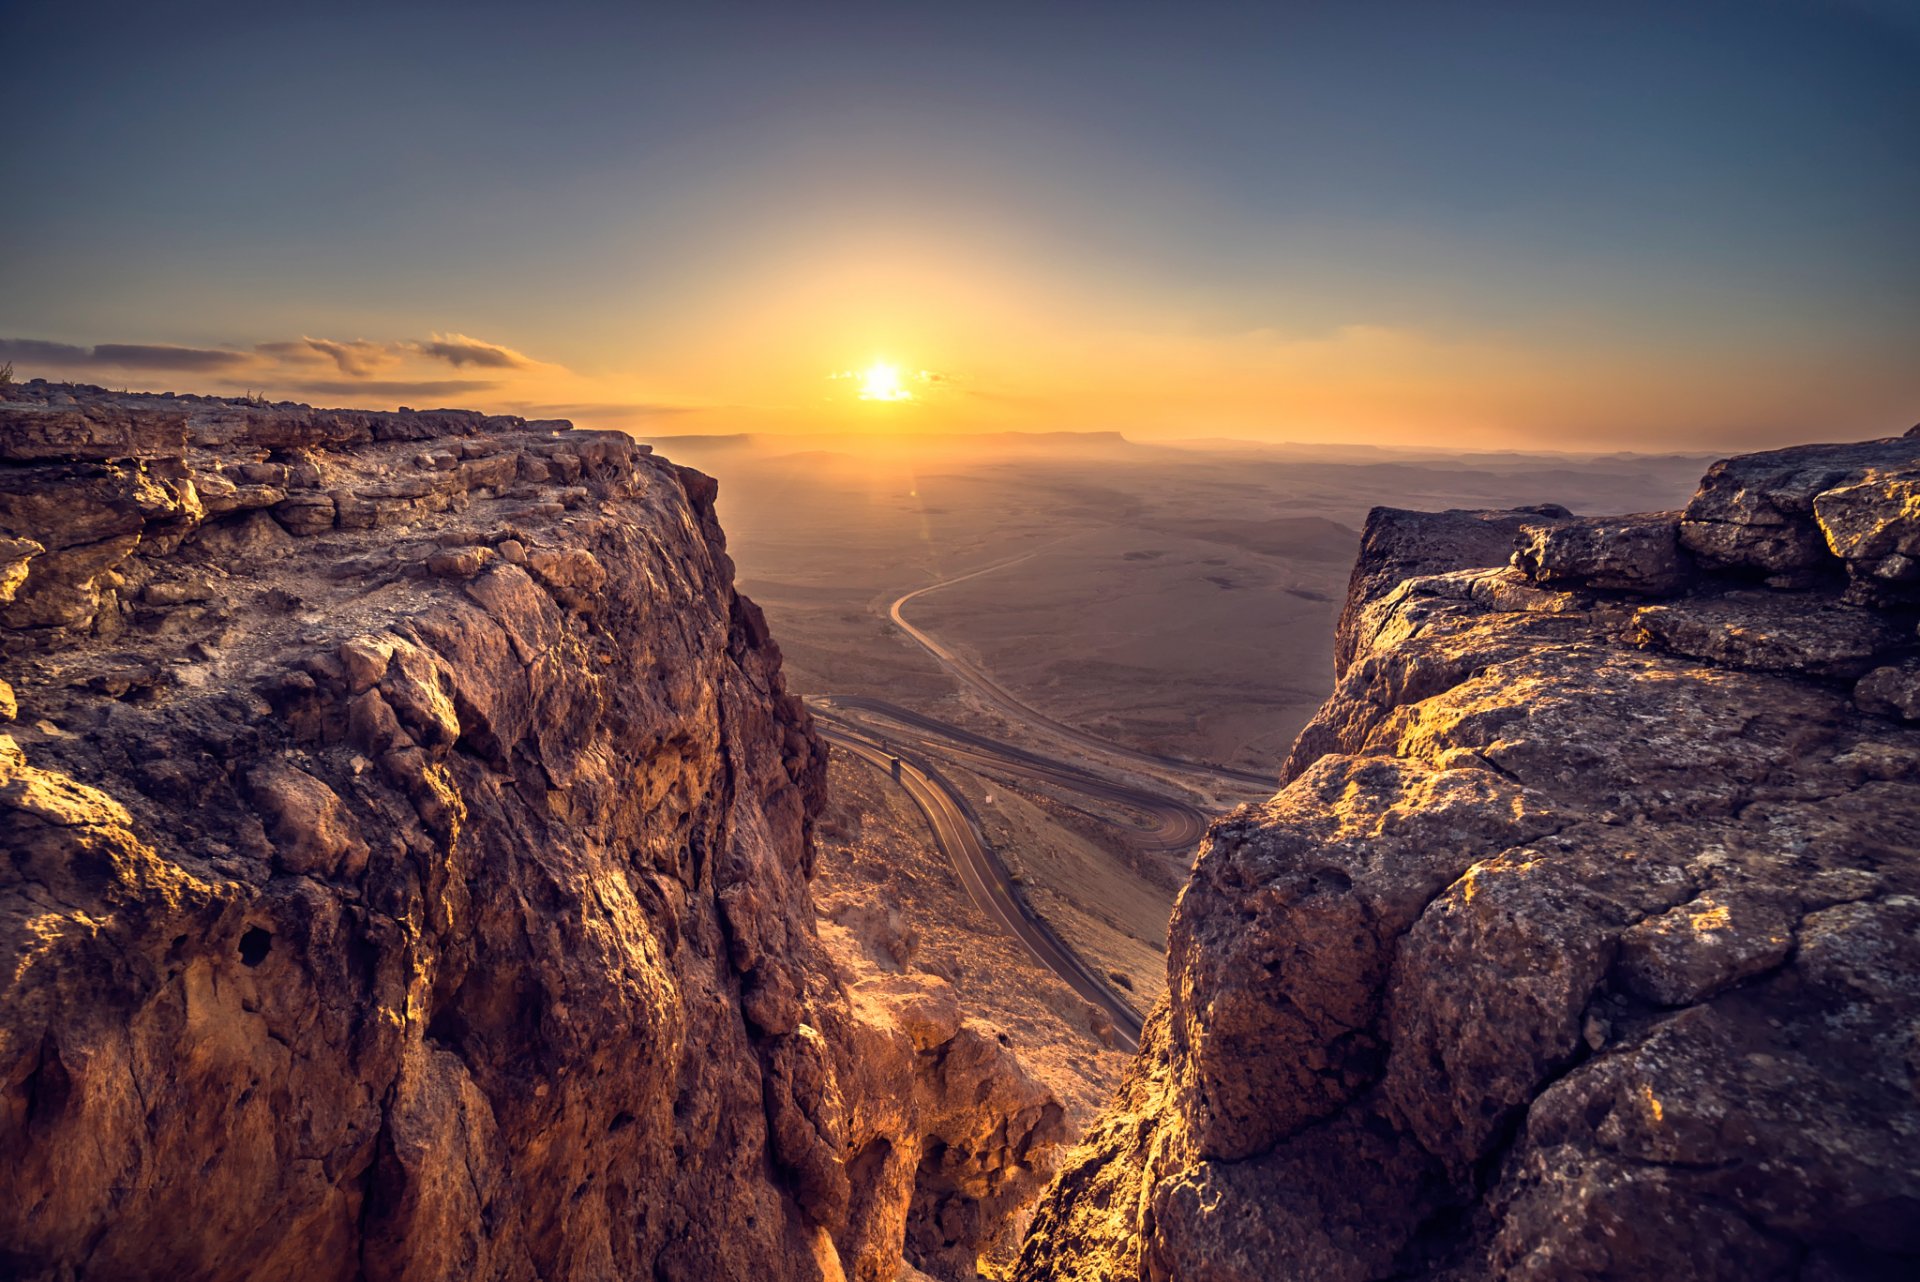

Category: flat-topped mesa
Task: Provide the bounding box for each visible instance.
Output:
[1017,427,1920,1282]
[0,383,1064,1282]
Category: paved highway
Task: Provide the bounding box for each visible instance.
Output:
[888,560,1277,792]
[803,556,1286,1054]
[815,711,1145,1051]
[815,694,1211,853]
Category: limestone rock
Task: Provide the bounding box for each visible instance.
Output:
[1513,511,1691,595]
[1856,660,1920,721]
[1816,473,1920,602]
[0,382,1038,1282]
[1018,438,1920,1282]
[246,762,371,877]
[424,545,494,579]
[271,493,337,535]
[1679,431,1920,600]
[1627,590,1906,679]
[0,403,188,460]
[1333,503,1570,676]
[0,537,45,604]
[1614,889,1797,1006]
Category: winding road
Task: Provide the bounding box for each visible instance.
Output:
[814,711,1145,1051]
[888,559,1277,792]
[817,694,1210,853]
[808,554,1285,1053]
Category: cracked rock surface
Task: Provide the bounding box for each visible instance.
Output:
[1016,427,1920,1281]
[0,383,1061,1282]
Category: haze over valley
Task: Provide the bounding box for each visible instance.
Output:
[655,428,1711,1008]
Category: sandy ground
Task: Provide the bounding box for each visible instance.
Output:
[656,432,1707,769]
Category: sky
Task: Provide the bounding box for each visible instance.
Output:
[3,0,1917,450]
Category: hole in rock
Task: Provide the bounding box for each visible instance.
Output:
[238,928,273,967]
[425,1005,468,1051]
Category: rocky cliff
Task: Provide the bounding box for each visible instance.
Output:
[0,383,1062,1282]
[1017,429,1920,1280]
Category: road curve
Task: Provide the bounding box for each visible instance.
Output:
[815,712,1144,1051]
[888,561,1277,791]
[815,694,1210,853]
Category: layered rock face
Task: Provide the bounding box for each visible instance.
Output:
[1018,428,1920,1280]
[0,384,1060,1282]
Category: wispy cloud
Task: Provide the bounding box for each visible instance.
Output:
[3,332,552,384]
[255,337,397,377]
[1,330,618,418]
[413,333,532,370]
[1,337,251,371]
[0,338,91,364]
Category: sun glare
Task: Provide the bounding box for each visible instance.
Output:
[858,361,911,402]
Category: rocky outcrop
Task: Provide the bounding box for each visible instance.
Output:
[837,973,1068,1278]
[1017,428,1920,1281]
[0,383,1060,1282]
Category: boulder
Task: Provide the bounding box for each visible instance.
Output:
[1513,511,1691,594]
[1855,661,1920,722]
[1679,432,1920,599]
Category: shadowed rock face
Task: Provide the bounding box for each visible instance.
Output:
[1017,429,1920,1282]
[0,384,1062,1282]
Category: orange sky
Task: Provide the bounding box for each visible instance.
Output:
[5,2,1917,452]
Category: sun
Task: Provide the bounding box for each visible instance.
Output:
[858,361,912,402]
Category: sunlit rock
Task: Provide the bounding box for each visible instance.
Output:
[1017,427,1920,1282]
[0,382,1050,1282]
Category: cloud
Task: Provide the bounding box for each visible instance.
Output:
[307,337,392,376]
[255,337,396,377]
[413,333,532,369]
[0,338,91,364]
[5,332,547,382]
[252,340,318,364]
[2,331,563,417]
[94,343,252,371]
[288,378,503,399]
[0,337,250,371]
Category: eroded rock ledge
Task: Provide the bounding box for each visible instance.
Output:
[1017,427,1920,1281]
[0,383,1062,1282]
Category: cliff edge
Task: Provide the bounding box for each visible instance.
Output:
[1017,428,1920,1280]
[0,383,1062,1282]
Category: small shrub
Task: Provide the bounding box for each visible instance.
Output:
[1,361,15,384]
